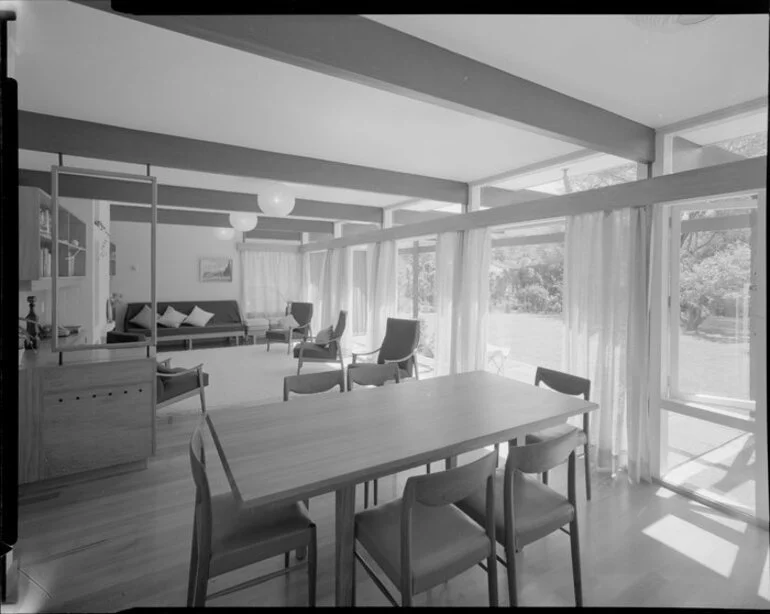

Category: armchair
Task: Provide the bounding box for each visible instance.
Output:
[156,358,210,414]
[265,302,314,355]
[351,317,421,381]
[293,310,347,375]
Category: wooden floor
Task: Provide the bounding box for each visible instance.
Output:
[11,411,770,611]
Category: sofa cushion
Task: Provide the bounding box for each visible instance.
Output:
[129,305,156,329]
[157,306,187,328]
[184,305,215,327]
[124,300,244,331]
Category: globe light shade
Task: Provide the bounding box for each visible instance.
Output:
[214,227,236,241]
[258,183,295,218]
[229,212,258,232]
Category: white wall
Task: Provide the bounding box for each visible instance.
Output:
[111,221,241,304]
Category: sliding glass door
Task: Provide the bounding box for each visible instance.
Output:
[658,190,767,523]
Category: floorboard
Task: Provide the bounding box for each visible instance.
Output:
[9,347,770,610]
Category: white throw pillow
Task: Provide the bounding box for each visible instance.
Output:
[279,314,300,329]
[315,326,334,345]
[268,317,283,329]
[157,306,187,328]
[128,304,156,329]
[183,305,215,327]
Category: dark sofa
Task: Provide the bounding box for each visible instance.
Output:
[119,300,245,349]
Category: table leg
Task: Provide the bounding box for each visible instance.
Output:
[335,484,356,606]
[445,456,458,470]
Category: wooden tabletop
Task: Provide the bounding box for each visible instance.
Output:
[213,370,598,506]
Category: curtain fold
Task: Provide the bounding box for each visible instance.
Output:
[240,249,301,317]
[626,205,657,483]
[318,247,353,346]
[455,228,491,373]
[368,240,397,351]
[564,207,654,480]
[434,231,462,376]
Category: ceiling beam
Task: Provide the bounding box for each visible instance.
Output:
[671,136,747,174]
[18,111,467,203]
[300,156,767,252]
[74,4,655,162]
[19,168,381,223]
[480,187,548,208]
[393,209,458,225]
[111,204,305,240]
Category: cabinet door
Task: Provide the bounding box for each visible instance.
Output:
[19,187,42,280]
[40,360,155,480]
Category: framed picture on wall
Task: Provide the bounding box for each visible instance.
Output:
[199,257,233,282]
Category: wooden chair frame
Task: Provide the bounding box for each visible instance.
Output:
[266,302,313,355]
[346,363,401,509]
[187,415,317,607]
[477,430,583,607]
[156,358,207,413]
[296,311,347,376]
[354,450,499,607]
[534,366,592,501]
[283,370,345,401]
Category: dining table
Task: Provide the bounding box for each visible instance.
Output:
[212,369,598,606]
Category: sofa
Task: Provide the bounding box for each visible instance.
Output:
[118,300,246,349]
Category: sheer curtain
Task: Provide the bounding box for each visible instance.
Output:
[626,205,656,483]
[367,240,397,351]
[455,228,491,373]
[240,249,301,316]
[434,231,462,376]
[563,207,652,481]
[319,247,352,346]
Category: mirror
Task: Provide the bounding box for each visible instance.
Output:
[52,167,157,352]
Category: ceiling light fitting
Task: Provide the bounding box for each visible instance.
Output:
[229,212,258,232]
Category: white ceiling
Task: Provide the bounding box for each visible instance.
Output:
[11,0,580,197]
[367,14,769,128]
[10,5,768,216]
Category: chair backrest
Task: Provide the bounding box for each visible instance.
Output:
[400,451,497,593]
[347,363,400,391]
[283,369,345,401]
[377,318,420,376]
[333,310,348,340]
[505,428,581,476]
[403,449,497,507]
[189,415,243,553]
[288,302,314,327]
[534,367,591,400]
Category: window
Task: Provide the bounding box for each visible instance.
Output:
[396,236,436,377]
[486,220,565,383]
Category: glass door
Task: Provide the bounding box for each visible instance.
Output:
[658,190,767,523]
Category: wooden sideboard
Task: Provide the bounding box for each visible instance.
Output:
[18,341,156,485]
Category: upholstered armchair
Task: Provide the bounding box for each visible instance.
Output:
[265,302,314,354]
[351,317,421,380]
[156,358,210,413]
[293,310,347,375]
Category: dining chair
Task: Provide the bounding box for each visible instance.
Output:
[187,414,317,607]
[455,429,583,606]
[283,369,345,401]
[293,310,347,375]
[346,363,401,509]
[528,366,592,500]
[353,450,499,607]
[282,368,345,557]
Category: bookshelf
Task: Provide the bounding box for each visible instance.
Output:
[19,186,87,281]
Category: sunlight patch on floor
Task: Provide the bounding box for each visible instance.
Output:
[642,514,739,578]
[654,487,677,499]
